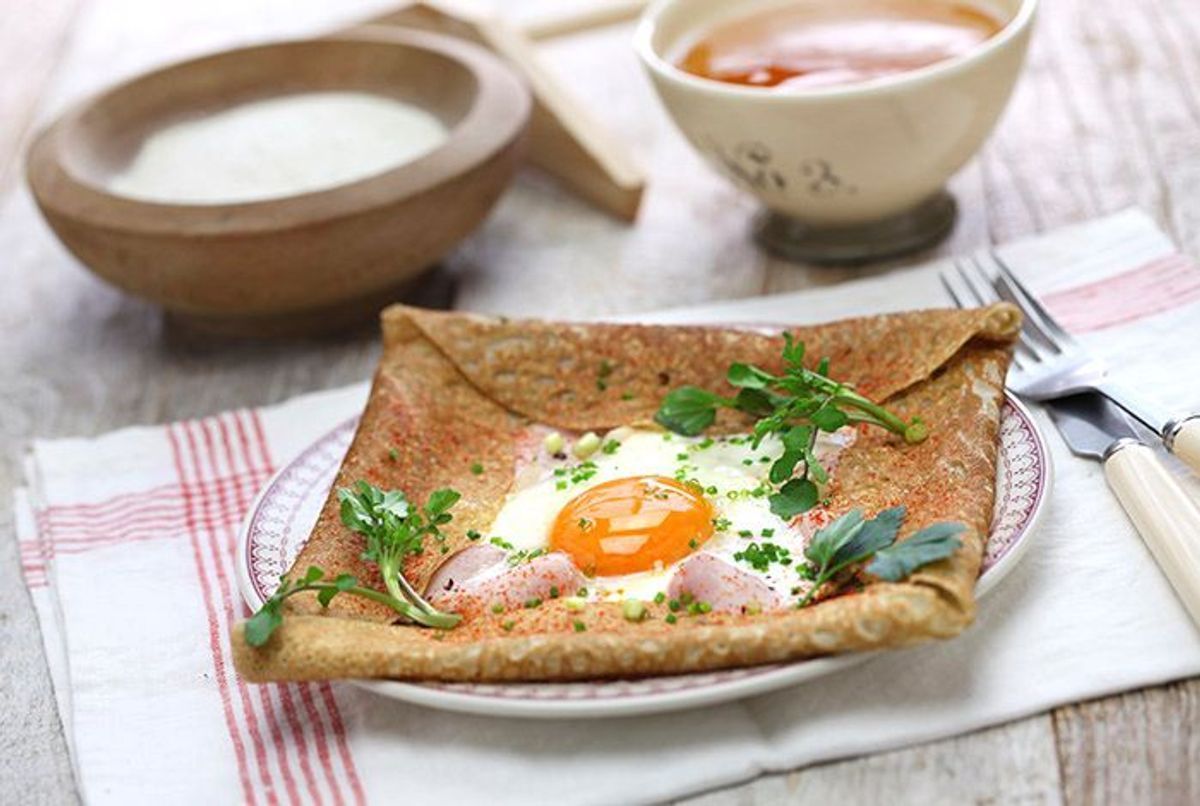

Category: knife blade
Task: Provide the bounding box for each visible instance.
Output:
[1043,392,1200,629]
[1047,392,1144,461]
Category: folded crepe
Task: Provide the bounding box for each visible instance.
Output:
[233,303,1019,682]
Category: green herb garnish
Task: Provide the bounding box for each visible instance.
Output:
[244,482,464,646]
[655,335,927,517]
[596,359,615,391]
[797,507,963,606]
[245,566,363,646]
[337,481,463,625]
[733,541,792,571]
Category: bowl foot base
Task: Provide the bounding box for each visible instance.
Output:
[754,191,957,266]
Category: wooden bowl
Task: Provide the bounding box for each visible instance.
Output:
[26,29,530,336]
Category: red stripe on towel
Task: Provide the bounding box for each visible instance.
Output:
[1043,254,1200,333]
[167,424,263,806]
[241,409,366,806]
[190,419,300,806]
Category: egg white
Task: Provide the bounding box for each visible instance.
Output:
[484,427,854,601]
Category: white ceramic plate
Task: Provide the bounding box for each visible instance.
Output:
[237,392,1050,719]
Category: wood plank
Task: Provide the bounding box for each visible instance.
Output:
[0,2,86,801]
[1054,680,1200,806]
[680,717,1064,806]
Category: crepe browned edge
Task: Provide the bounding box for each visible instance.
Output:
[232,302,1019,683]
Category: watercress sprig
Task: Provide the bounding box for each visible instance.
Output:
[797,506,963,606]
[655,334,927,518]
[244,566,435,647]
[243,482,463,647]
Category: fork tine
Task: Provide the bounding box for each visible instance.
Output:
[943,261,1032,372]
[991,251,1079,348]
[974,251,1060,359]
[964,255,1054,366]
[954,258,996,306]
[993,270,1063,355]
[939,272,966,308]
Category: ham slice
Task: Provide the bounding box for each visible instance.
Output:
[668,553,787,614]
[426,545,585,609]
[425,544,507,597]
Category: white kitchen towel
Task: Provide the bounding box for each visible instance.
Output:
[16,208,1200,806]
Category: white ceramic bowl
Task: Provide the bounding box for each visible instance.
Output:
[635,0,1037,258]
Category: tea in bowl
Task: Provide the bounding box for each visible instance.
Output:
[635,0,1037,263]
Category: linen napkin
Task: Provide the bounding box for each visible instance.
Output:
[17,208,1200,806]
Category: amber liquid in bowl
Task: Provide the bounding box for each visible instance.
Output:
[677,0,1003,90]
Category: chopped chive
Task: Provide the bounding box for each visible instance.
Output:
[622,599,647,622]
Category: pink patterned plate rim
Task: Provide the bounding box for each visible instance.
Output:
[237,392,1050,719]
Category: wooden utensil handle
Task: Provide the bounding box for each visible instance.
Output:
[1104,441,1200,629]
[1167,416,1200,476]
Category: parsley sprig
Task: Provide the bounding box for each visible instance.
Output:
[798,506,963,606]
[655,334,927,518]
[243,482,463,647]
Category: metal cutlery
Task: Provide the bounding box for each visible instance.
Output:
[942,251,1200,475]
[1046,393,1200,627]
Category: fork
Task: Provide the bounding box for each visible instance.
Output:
[941,251,1200,475]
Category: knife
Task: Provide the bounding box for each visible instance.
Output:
[1048,393,1200,627]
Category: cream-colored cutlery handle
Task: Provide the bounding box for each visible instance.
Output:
[1166,416,1200,476]
[1105,441,1200,628]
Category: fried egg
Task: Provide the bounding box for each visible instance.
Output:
[483,426,855,603]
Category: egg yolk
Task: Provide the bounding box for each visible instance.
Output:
[549,476,714,576]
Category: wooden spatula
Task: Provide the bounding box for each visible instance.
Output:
[356,0,647,221]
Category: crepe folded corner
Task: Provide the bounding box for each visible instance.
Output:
[232,302,1019,683]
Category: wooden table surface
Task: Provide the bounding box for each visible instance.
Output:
[2,0,1199,803]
